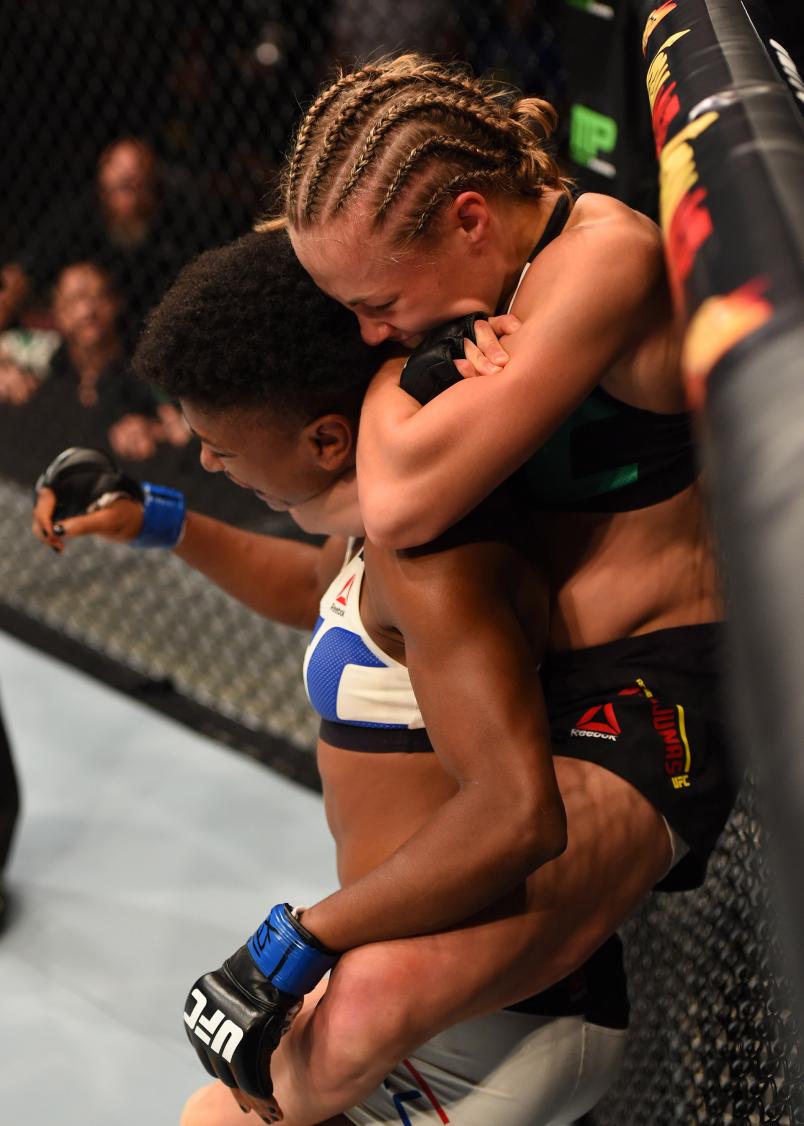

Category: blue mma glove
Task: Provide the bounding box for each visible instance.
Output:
[400,312,487,404]
[183,904,338,1104]
[34,446,185,548]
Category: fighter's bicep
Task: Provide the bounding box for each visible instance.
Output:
[507,219,663,372]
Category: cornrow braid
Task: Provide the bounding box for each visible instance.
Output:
[299,71,496,221]
[298,79,394,221]
[405,166,528,242]
[375,136,509,222]
[284,65,382,213]
[330,92,521,216]
[285,52,572,245]
[293,58,521,222]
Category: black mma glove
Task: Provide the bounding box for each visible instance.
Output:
[400,312,487,404]
[183,904,338,1104]
[34,446,186,548]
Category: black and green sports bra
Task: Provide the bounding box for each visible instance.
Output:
[507,192,697,512]
[401,194,698,514]
[518,382,696,512]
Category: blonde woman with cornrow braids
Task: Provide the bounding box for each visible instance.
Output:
[282,35,735,1055]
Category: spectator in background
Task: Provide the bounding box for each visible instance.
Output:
[1,138,209,344]
[0,262,183,477]
[0,264,32,333]
[0,324,61,406]
[0,255,272,525]
[49,261,182,462]
[97,138,160,248]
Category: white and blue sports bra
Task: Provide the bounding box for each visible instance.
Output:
[303,542,433,752]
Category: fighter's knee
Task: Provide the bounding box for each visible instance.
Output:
[180,1082,240,1126]
[179,1084,211,1126]
[317,945,423,1084]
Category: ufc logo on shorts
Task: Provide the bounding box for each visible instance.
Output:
[184,987,244,1062]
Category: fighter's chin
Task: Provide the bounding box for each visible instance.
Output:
[288,499,365,538]
[287,505,330,535]
[287,470,364,537]
[259,495,290,511]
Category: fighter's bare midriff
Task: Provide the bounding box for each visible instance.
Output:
[530,197,721,652]
[318,741,458,886]
[545,482,721,652]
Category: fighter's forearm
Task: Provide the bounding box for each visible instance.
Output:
[300,778,565,953]
[175,511,324,630]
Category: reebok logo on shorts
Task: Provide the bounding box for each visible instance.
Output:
[571,703,621,741]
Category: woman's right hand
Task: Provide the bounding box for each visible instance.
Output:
[32,487,143,554]
[453,313,520,379]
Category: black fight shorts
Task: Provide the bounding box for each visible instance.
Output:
[541,623,738,891]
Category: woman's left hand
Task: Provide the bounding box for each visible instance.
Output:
[454,313,521,378]
[32,487,144,552]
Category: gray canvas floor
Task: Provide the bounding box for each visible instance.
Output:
[0,631,336,1125]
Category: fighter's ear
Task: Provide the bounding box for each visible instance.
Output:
[447,191,493,246]
[300,414,355,471]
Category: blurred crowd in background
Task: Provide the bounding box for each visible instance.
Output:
[0,0,574,521]
[0,138,207,500]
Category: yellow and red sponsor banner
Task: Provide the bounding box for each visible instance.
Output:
[642,0,677,54]
[683,280,773,410]
[639,1,793,407]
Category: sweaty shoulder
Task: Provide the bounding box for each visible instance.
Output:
[512,194,664,323]
[568,193,660,250]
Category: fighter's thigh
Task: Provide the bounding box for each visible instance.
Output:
[459,757,672,1015]
[300,761,669,1041]
[524,756,672,961]
[180,1081,250,1126]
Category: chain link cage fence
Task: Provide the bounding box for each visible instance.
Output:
[0,1,802,1121]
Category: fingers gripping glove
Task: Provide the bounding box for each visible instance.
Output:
[34,446,186,548]
[400,312,487,405]
[183,904,338,1101]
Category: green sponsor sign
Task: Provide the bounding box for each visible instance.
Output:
[570,104,618,170]
[566,0,615,15]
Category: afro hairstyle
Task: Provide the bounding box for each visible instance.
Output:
[134,227,384,425]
